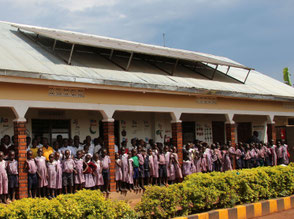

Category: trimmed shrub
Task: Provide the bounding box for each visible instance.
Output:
[136,165,294,218]
[0,190,137,219]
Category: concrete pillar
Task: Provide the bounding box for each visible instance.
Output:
[225,123,236,169]
[14,121,28,199]
[103,121,116,192]
[172,122,183,165]
[267,123,276,144]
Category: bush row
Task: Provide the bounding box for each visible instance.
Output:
[0,190,137,219]
[136,164,294,218]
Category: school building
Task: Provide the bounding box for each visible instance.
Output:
[0,21,294,198]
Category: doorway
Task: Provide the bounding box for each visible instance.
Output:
[32,119,71,145]
[182,122,195,145]
[212,121,225,144]
[237,122,252,143]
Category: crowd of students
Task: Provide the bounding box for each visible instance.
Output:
[0,133,291,203]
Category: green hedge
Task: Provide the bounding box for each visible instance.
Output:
[136,165,294,218]
[0,190,137,219]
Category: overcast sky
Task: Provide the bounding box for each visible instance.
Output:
[0,0,293,81]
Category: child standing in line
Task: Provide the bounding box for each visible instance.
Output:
[136,146,145,190]
[54,152,62,195]
[147,148,154,185]
[142,149,150,186]
[121,147,129,191]
[127,151,134,190]
[172,147,182,182]
[158,147,167,186]
[62,150,76,194]
[47,154,57,198]
[93,153,103,191]
[115,152,122,192]
[101,149,111,193]
[7,150,18,202]
[182,151,192,177]
[131,149,140,190]
[0,151,8,203]
[84,154,96,190]
[152,145,159,185]
[74,150,87,191]
[35,148,48,197]
[25,150,38,198]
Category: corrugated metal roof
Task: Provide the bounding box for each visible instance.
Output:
[10,22,251,70]
[0,21,294,101]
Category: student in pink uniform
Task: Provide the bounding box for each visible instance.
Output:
[271,141,278,166]
[121,147,129,191]
[54,152,62,195]
[152,145,159,185]
[84,154,96,189]
[182,152,192,177]
[7,150,18,201]
[62,150,76,194]
[93,153,103,191]
[74,150,87,191]
[115,152,122,192]
[35,148,48,197]
[172,147,182,182]
[101,149,111,193]
[127,151,134,190]
[158,147,167,186]
[0,151,8,203]
[47,154,57,198]
[25,150,38,198]
[147,148,154,185]
[164,146,171,182]
[169,151,176,183]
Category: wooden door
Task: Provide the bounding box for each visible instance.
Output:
[237,122,252,143]
[182,122,195,145]
[212,121,225,144]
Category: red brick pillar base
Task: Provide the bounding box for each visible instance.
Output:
[14,121,28,199]
[267,123,276,144]
[103,121,115,192]
[225,123,236,169]
[172,122,183,165]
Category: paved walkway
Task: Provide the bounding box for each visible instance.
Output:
[254,208,294,219]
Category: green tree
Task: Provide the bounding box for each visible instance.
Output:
[283,67,292,86]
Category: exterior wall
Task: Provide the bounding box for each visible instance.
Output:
[1,82,294,115]
[114,112,155,147]
[154,113,172,144]
[0,108,17,137]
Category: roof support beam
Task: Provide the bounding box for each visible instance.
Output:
[147,60,172,75]
[126,52,133,71]
[226,66,230,75]
[52,39,57,51]
[68,44,75,65]
[211,65,218,80]
[171,59,179,75]
[244,69,251,84]
[109,49,114,60]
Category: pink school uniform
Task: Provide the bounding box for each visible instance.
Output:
[84,161,96,188]
[55,160,62,189]
[201,156,208,172]
[74,158,85,185]
[152,151,159,178]
[7,159,18,189]
[195,157,202,173]
[173,153,182,179]
[35,156,48,187]
[47,161,57,189]
[148,155,155,177]
[165,152,171,178]
[128,158,134,185]
[121,153,129,182]
[0,160,8,195]
[115,159,123,181]
[271,145,277,166]
[93,160,104,186]
[169,154,176,181]
[27,159,37,174]
[183,160,192,176]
